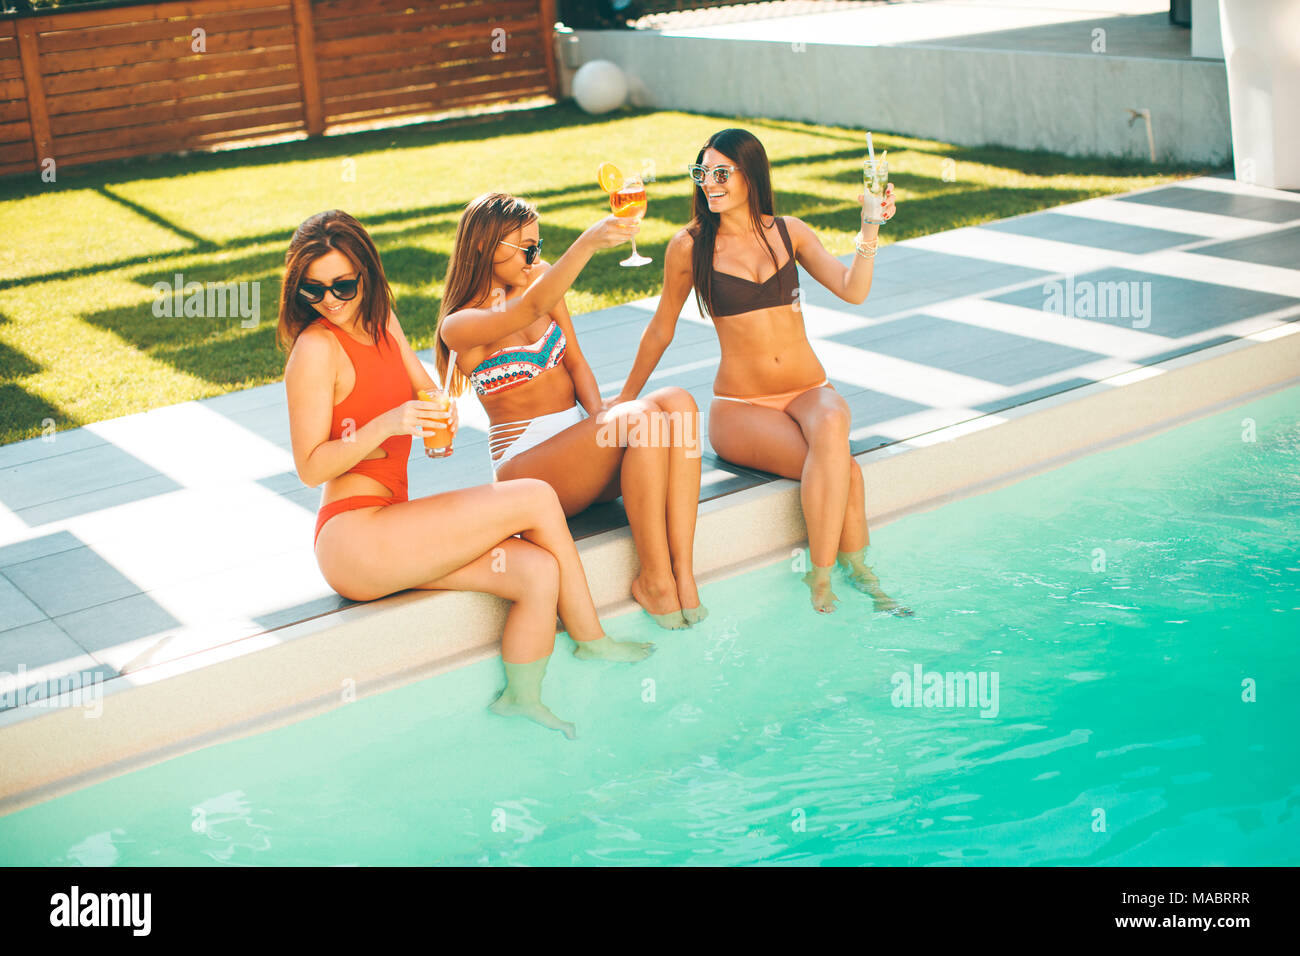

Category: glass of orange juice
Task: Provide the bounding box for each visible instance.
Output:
[416,388,454,458]
[611,175,651,267]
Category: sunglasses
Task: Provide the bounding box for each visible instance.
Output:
[500,237,543,265]
[688,163,739,185]
[298,277,360,303]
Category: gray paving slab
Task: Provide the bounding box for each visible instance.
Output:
[12,475,183,529]
[1117,187,1300,224]
[982,212,1203,254]
[0,618,91,673]
[1190,225,1300,270]
[3,546,146,618]
[0,441,181,515]
[828,314,1108,386]
[54,592,182,655]
[990,269,1300,338]
[0,531,84,570]
[0,574,47,633]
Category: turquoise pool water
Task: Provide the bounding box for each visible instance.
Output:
[2,385,1298,866]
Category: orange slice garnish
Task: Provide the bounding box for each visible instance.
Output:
[597,161,624,194]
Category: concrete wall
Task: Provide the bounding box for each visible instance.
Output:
[569,30,1231,166]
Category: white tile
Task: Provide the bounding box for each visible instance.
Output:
[86,400,296,490]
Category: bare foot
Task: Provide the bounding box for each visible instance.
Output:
[837,554,913,616]
[675,572,708,625]
[802,567,839,614]
[573,634,655,662]
[489,694,576,739]
[632,574,688,629]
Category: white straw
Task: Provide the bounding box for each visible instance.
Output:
[865,131,876,164]
[441,350,457,393]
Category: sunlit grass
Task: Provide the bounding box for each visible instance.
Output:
[0,103,1211,445]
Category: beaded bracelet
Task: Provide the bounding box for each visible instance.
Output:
[854,236,879,260]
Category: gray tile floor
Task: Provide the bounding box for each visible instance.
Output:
[2,174,1298,709]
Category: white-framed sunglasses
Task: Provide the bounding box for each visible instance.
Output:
[688,163,739,185]
[499,237,543,264]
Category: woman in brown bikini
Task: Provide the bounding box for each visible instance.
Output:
[615,129,909,616]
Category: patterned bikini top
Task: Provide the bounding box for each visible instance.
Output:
[468,319,567,396]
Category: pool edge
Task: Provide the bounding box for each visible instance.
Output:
[2,327,1298,815]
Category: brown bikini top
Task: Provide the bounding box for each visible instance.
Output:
[709,216,800,318]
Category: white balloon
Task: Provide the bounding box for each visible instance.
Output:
[572,60,628,115]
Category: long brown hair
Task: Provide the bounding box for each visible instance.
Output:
[434,192,538,397]
[688,128,779,319]
[277,210,396,354]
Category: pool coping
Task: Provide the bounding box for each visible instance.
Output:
[2,325,1298,815]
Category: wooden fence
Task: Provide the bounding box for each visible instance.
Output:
[0,0,558,178]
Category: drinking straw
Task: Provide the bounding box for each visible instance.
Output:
[441,350,457,393]
[865,131,876,165]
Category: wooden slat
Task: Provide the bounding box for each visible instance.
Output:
[0,137,34,163]
[320,51,545,100]
[50,83,301,136]
[0,117,31,145]
[26,0,285,34]
[324,70,548,120]
[55,101,304,156]
[328,84,550,129]
[47,63,298,116]
[48,123,301,169]
[39,24,296,74]
[42,46,300,96]
[0,96,27,124]
[0,76,26,100]
[312,1,538,41]
[315,18,540,58]
[316,31,543,83]
[15,20,52,164]
[37,6,292,54]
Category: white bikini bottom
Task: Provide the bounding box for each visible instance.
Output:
[488,404,586,473]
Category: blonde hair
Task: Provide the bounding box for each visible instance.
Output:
[435,192,538,397]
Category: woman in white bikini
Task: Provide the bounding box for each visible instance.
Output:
[614,129,909,616]
[436,193,707,630]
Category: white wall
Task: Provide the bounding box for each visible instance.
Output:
[572,31,1231,166]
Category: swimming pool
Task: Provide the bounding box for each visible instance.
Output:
[2,384,1297,866]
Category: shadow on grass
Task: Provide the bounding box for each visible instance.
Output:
[80,244,450,385]
[0,383,65,444]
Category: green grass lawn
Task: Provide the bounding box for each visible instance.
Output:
[0,102,1212,446]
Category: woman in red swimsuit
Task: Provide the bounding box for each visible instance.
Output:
[616,129,909,616]
[279,210,650,738]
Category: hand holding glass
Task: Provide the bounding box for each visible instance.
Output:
[611,177,651,267]
[862,158,889,225]
[416,388,455,458]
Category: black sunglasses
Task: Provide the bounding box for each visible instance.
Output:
[499,238,543,265]
[298,277,360,303]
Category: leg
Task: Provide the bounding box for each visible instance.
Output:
[709,394,842,613]
[502,398,689,629]
[642,386,706,623]
[316,479,648,658]
[834,459,912,615]
[416,537,573,737]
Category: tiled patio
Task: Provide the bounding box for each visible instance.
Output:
[2,174,1299,709]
